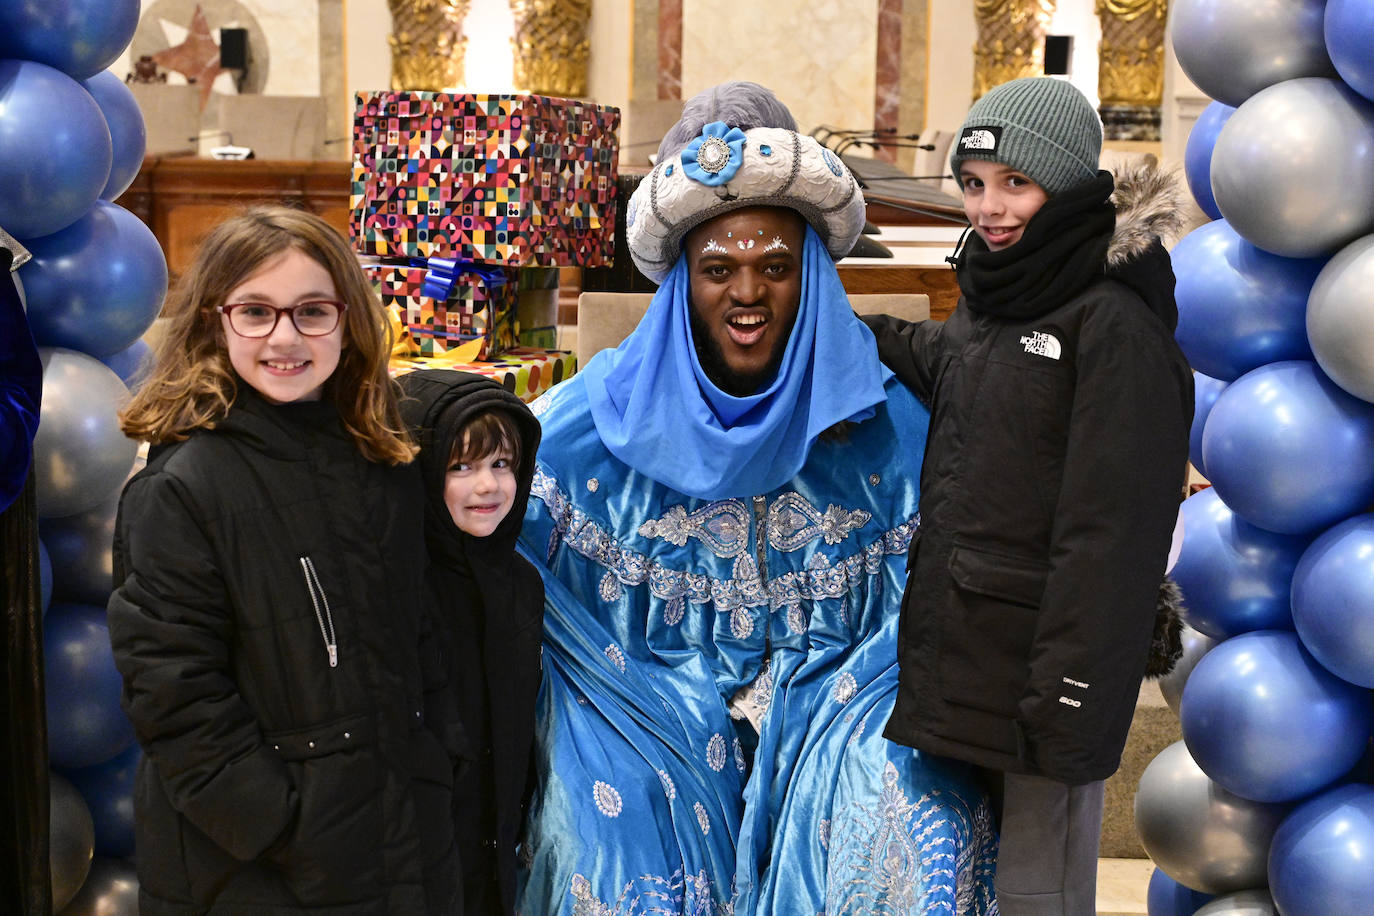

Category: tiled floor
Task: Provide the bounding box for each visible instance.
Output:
[1097,858,1153,915]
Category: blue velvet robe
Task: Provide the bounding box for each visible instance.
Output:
[516,373,998,914]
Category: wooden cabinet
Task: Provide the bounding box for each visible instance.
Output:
[116,156,351,280]
[114,156,960,322]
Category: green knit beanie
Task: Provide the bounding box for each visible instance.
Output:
[949,77,1102,196]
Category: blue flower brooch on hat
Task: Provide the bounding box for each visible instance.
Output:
[626,121,866,283]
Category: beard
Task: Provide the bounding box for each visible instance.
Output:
[688,306,793,398]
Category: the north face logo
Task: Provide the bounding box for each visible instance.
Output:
[958,126,1001,152]
[1021,331,1062,360]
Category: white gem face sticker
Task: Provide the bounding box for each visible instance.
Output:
[761,236,789,253]
[735,238,755,250]
[701,239,728,256]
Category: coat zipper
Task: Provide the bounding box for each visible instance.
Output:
[299,556,338,667]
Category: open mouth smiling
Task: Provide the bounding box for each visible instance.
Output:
[726,310,769,345]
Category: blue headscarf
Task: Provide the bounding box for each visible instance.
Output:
[581,225,891,500]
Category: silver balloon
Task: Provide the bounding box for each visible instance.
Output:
[1308,235,1374,404]
[48,772,94,913]
[1159,623,1218,715]
[39,454,142,605]
[1135,740,1286,894]
[1211,78,1374,258]
[1171,0,1335,107]
[33,348,137,519]
[58,857,139,916]
[1195,890,1278,916]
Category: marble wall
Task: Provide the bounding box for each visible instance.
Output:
[679,0,878,136]
[107,0,1199,175]
[114,0,348,155]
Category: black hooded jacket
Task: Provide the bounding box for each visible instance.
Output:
[863,165,1194,785]
[107,390,459,915]
[397,371,544,916]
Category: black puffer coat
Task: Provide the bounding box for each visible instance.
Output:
[108,391,460,915]
[397,371,544,916]
[865,165,1193,785]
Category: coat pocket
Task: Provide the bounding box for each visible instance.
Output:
[937,544,1047,723]
[262,713,385,904]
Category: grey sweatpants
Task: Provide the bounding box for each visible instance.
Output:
[991,772,1105,916]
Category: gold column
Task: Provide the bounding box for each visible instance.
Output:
[972,0,1055,100]
[387,0,471,90]
[1096,0,1168,140]
[510,0,592,97]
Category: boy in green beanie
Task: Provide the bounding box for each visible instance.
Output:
[864,76,1193,914]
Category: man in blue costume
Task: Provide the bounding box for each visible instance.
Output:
[517,83,998,914]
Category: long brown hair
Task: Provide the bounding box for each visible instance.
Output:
[120,206,417,464]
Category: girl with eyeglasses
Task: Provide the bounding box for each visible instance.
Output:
[109,206,462,914]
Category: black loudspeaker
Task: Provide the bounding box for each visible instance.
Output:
[220,28,248,69]
[1044,35,1073,76]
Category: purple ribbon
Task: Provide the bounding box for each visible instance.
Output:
[408,257,509,300]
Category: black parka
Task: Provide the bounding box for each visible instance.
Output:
[397,371,544,916]
[865,166,1193,785]
[108,391,460,915]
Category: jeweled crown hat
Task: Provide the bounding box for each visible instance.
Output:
[949,76,1102,196]
[626,81,867,283]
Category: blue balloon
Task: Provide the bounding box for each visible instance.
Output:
[1171,487,1311,639]
[0,0,140,81]
[1190,373,1226,478]
[1269,783,1374,915]
[44,603,135,769]
[99,338,152,391]
[1184,101,1235,221]
[0,60,112,240]
[82,70,146,201]
[1327,0,1374,103]
[1202,361,1374,534]
[38,536,52,614]
[40,489,118,606]
[1148,866,1214,915]
[62,742,140,858]
[1291,513,1374,687]
[20,202,168,357]
[1173,220,1322,381]
[1181,630,1372,802]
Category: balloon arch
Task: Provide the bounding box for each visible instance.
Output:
[2,1,152,911]
[1144,1,1374,913]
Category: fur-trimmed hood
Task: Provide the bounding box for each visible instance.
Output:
[1105,158,1185,331]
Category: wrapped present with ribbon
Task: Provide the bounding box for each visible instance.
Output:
[389,346,577,404]
[368,257,519,360]
[350,92,620,267]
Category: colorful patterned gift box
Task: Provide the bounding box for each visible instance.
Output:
[367,261,519,359]
[350,92,620,267]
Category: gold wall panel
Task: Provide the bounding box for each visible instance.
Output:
[387,0,469,90]
[1096,0,1167,106]
[972,0,1054,99]
[511,0,592,96]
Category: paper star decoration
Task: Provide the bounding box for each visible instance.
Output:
[152,5,224,110]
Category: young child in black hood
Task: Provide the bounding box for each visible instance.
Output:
[863,77,1193,915]
[398,369,544,916]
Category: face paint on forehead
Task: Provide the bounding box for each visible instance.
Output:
[761,236,789,253]
[700,238,728,256]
